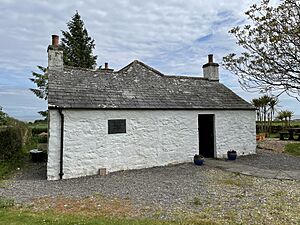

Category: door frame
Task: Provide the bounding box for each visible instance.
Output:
[198,114,216,158]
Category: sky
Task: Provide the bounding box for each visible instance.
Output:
[0,0,299,121]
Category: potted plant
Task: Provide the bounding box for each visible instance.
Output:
[194,154,204,165]
[227,150,237,160]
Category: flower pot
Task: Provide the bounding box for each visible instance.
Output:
[227,151,237,160]
[194,155,204,165]
[30,149,44,162]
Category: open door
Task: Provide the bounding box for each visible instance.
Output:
[198,114,215,158]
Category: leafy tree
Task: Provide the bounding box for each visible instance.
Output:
[0,106,7,125]
[277,110,294,128]
[38,110,48,119]
[251,95,278,133]
[223,0,300,99]
[61,11,97,69]
[276,113,284,127]
[251,98,262,122]
[268,97,278,129]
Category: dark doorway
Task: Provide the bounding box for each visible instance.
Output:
[198,114,215,158]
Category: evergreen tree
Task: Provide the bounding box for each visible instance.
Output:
[61,11,97,69]
[29,65,48,119]
[30,11,97,118]
[30,65,48,100]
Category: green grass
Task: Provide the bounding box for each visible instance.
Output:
[268,133,280,138]
[285,143,300,156]
[0,197,14,209]
[0,157,24,180]
[0,208,216,225]
[0,196,216,225]
[28,122,47,129]
[0,135,38,180]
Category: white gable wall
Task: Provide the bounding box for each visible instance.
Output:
[47,109,256,180]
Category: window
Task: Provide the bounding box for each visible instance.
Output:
[108,119,126,134]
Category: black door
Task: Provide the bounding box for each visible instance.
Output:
[198,114,215,158]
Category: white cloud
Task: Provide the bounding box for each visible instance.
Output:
[0,0,299,120]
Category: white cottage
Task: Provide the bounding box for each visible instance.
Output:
[47,35,256,180]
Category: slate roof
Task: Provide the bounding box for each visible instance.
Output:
[48,60,254,110]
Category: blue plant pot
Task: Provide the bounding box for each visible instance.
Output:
[227,152,237,160]
[194,159,204,166]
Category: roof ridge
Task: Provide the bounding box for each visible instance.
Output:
[118,60,164,77]
[64,65,98,72]
[64,66,119,75]
[133,60,165,76]
[164,74,209,80]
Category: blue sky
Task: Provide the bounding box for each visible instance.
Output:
[0,0,299,121]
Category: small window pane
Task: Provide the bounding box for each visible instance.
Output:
[108,119,126,134]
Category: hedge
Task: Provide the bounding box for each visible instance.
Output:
[0,124,29,160]
[256,124,300,133]
[31,127,48,136]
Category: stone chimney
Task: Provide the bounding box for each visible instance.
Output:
[100,62,114,72]
[47,35,63,71]
[202,54,219,81]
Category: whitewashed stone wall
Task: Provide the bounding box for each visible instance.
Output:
[47,109,256,180]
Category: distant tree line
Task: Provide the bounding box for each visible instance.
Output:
[252,95,294,133]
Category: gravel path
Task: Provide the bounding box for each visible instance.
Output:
[235,148,300,170]
[1,148,300,224]
[1,148,299,204]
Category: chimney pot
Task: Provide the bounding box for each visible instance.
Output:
[208,54,213,63]
[100,62,114,72]
[48,34,63,71]
[52,35,59,47]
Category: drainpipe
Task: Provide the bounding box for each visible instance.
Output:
[58,109,64,179]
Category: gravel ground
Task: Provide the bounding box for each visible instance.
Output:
[1,147,300,224]
[236,148,300,170]
[1,148,299,203]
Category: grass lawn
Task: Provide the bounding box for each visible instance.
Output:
[285,143,300,156]
[29,122,48,129]
[0,208,218,225]
[0,158,23,180]
[259,121,300,126]
[0,209,171,225]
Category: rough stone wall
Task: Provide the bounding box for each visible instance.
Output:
[47,110,62,180]
[203,66,219,81]
[214,111,256,158]
[48,49,63,71]
[47,109,256,180]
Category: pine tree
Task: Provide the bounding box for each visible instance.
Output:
[30,65,48,119]
[61,11,97,69]
[30,11,97,118]
[30,65,48,100]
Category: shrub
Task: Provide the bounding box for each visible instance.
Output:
[31,127,48,135]
[0,127,22,160]
[0,122,30,161]
[38,135,48,143]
